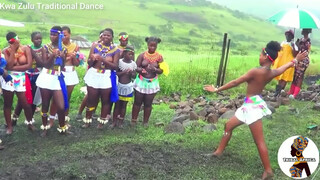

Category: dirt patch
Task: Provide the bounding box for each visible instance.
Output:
[0,143,217,179]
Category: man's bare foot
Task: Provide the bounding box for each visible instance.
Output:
[109,122,117,129]
[82,123,90,128]
[6,128,13,135]
[97,123,104,129]
[0,145,4,150]
[28,125,36,131]
[143,123,149,128]
[40,130,47,137]
[49,119,54,128]
[202,150,222,158]
[262,171,273,180]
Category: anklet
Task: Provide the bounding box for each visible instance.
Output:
[57,125,69,133]
[40,124,51,130]
[24,119,35,125]
[83,118,92,124]
[97,117,108,124]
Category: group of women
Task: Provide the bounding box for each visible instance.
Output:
[273,28,312,98]
[0,26,168,149]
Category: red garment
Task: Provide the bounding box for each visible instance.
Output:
[25,74,33,104]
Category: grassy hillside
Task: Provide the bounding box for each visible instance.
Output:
[0,0,287,53]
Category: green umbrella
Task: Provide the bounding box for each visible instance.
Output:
[267,8,320,29]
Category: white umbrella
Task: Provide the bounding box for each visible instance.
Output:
[0,18,24,27]
[267,8,320,29]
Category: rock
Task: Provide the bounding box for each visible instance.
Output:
[171,114,189,123]
[206,107,216,114]
[219,110,235,120]
[182,106,193,113]
[153,99,161,105]
[175,109,183,115]
[207,113,219,124]
[261,90,268,97]
[280,90,287,97]
[267,101,280,108]
[155,122,165,127]
[164,122,185,134]
[307,85,317,91]
[178,101,188,108]
[169,104,177,109]
[173,95,181,102]
[313,103,320,111]
[187,100,195,108]
[198,108,207,117]
[202,124,217,132]
[280,97,290,105]
[218,107,228,115]
[189,111,199,120]
[198,101,207,107]
[267,105,276,113]
[182,120,194,127]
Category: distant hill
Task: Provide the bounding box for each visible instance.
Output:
[0,0,298,54]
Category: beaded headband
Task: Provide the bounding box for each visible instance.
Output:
[8,36,18,43]
[119,34,129,41]
[50,29,61,34]
[262,48,274,62]
[124,47,134,52]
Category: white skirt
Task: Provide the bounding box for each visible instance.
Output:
[118,82,133,96]
[84,67,111,89]
[235,95,272,125]
[36,68,61,90]
[1,71,26,92]
[62,66,79,86]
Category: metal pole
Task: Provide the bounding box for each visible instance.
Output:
[221,39,231,86]
[216,33,227,87]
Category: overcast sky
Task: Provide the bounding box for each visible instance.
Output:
[208,0,320,18]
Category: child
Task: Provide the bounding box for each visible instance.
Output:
[111,45,136,128]
[12,31,45,125]
[117,32,129,58]
[203,41,307,180]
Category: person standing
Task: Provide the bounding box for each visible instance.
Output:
[288,28,312,99]
[273,30,298,96]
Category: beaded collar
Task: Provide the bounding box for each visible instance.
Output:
[143,51,162,63]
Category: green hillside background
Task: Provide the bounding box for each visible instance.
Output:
[1,0,320,94]
[0,0,301,53]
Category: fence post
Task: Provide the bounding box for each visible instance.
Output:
[221,39,231,86]
[216,33,228,87]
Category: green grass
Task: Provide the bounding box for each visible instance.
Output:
[0,99,320,179]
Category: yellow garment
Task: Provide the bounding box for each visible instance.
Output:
[159,61,169,76]
[63,42,77,54]
[273,43,295,81]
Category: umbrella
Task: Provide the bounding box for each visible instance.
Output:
[0,18,24,27]
[267,8,320,29]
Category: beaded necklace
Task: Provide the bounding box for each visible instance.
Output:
[143,51,162,63]
[15,47,24,59]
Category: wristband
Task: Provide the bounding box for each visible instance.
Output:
[291,59,297,66]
